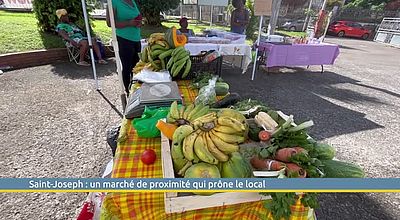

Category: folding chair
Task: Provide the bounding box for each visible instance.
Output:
[65,42,80,64]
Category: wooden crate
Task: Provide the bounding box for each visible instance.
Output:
[160,113,316,217]
[160,132,271,214]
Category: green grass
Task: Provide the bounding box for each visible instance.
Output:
[0,11,243,54]
[0,11,64,54]
[276,30,307,38]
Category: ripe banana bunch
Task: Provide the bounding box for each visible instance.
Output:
[148,33,169,48]
[166,46,192,78]
[171,107,249,174]
[134,33,172,73]
[132,60,153,74]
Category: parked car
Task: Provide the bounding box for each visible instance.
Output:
[279,20,305,31]
[328,21,371,40]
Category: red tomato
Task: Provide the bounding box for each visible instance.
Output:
[141,149,156,165]
[258,130,271,142]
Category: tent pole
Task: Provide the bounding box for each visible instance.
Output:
[81,0,100,91]
[107,0,127,111]
[251,15,263,81]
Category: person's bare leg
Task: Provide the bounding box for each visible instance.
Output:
[79,40,89,62]
[92,38,103,60]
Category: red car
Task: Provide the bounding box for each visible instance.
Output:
[328,21,371,40]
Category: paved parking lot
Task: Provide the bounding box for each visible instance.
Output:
[0,36,399,219]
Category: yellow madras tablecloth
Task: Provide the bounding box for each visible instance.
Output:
[101,81,313,220]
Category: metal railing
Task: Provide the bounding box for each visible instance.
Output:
[374,17,400,48]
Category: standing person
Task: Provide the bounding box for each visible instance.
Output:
[230,0,250,34]
[106,0,142,94]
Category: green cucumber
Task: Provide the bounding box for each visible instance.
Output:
[322,160,365,178]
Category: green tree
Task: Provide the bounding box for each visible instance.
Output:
[245,0,258,40]
[33,0,92,32]
[344,0,390,9]
[141,0,180,26]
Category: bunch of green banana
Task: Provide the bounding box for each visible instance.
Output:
[166,101,210,125]
[166,46,192,78]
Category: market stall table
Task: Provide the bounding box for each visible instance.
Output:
[141,42,252,74]
[258,42,340,72]
[100,81,314,220]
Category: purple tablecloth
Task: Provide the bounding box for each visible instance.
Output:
[259,42,340,67]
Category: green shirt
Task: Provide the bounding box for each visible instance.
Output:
[112,0,141,42]
[56,23,85,40]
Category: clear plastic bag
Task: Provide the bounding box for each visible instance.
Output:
[132,69,171,83]
[195,76,217,106]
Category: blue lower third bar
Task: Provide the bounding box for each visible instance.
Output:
[0,178,399,191]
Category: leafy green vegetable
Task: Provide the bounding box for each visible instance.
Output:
[262,192,296,220]
[301,193,319,209]
[232,99,270,118]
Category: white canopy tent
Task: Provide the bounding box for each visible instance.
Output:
[81,0,100,91]
[80,0,127,110]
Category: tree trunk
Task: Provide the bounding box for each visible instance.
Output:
[144,10,161,26]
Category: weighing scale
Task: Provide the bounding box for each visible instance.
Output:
[124,82,183,119]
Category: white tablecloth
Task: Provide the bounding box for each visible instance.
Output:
[140,42,252,73]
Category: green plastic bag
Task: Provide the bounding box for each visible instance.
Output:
[132,106,170,138]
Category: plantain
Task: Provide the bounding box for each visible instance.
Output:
[159,49,174,60]
[151,49,165,58]
[172,46,185,57]
[205,132,229,162]
[181,59,192,78]
[141,46,148,62]
[173,60,186,77]
[166,57,175,70]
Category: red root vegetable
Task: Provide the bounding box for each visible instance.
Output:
[275,147,306,162]
[285,163,307,178]
[250,156,285,171]
[275,148,298,162]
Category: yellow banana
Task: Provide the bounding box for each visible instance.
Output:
[213,125,241,134]
[182,130,201,161]
[192,112,217,130]
[209,132,239,153]
[217,117,246,132]
[171,140,188,174]
[205,132,229,162]
[194,132,218,165]
[169,101,180,120]
[172,125,194,143]
[210,130,245,144]
[218,108,247,124]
